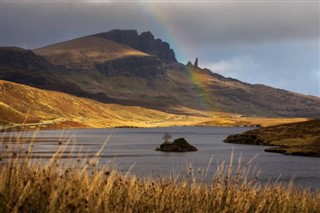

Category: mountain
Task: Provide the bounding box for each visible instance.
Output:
[1,29,320,119]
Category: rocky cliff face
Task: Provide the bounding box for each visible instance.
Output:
[138,31,176,62]
[95,55,165,79]
[96,29,177,62]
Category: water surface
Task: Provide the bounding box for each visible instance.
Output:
[1,127,319,189]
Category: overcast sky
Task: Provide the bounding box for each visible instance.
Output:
[1,0,319,96]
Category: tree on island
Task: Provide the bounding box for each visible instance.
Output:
[162,132,172,144]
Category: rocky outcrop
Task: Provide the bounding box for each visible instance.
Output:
[155,138,198,152]
[95,55,165,79]
[138,31,176,62]
[194,58,199,67]
[96,29,177,62]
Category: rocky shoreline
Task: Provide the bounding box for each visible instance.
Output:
[224,119,320,157]
[264,147,320,157]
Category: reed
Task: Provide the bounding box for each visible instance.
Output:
[0,134,319,213]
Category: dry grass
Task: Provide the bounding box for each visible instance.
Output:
[0,136,319,213]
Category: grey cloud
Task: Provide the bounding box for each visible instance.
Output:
[2,2,319,47]
[1,1,319,96]
[202,40,319,96]
[155,2,319,45]
[2,2,151,48]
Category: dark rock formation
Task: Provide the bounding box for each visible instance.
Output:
[138,31,176,62]
[96,29,177,62]
[194,58,198,67]
[155,138,198,152]
[95,55,165,79]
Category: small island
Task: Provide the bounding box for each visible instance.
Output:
[156,133,198,152]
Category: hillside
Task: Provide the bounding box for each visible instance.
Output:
[0,80,306,130]
[1,29,320,119]
[224,119,320,157]
[0,80,204,129]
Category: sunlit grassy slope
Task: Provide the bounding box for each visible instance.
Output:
[0,80,307,130]
[0,80,203,129]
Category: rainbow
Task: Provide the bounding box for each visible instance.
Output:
[139,2,214,112]
[187,65,214,111]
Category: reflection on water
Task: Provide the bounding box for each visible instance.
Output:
[1,127,319,189]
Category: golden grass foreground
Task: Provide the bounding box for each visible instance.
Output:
[0,134,319,213]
